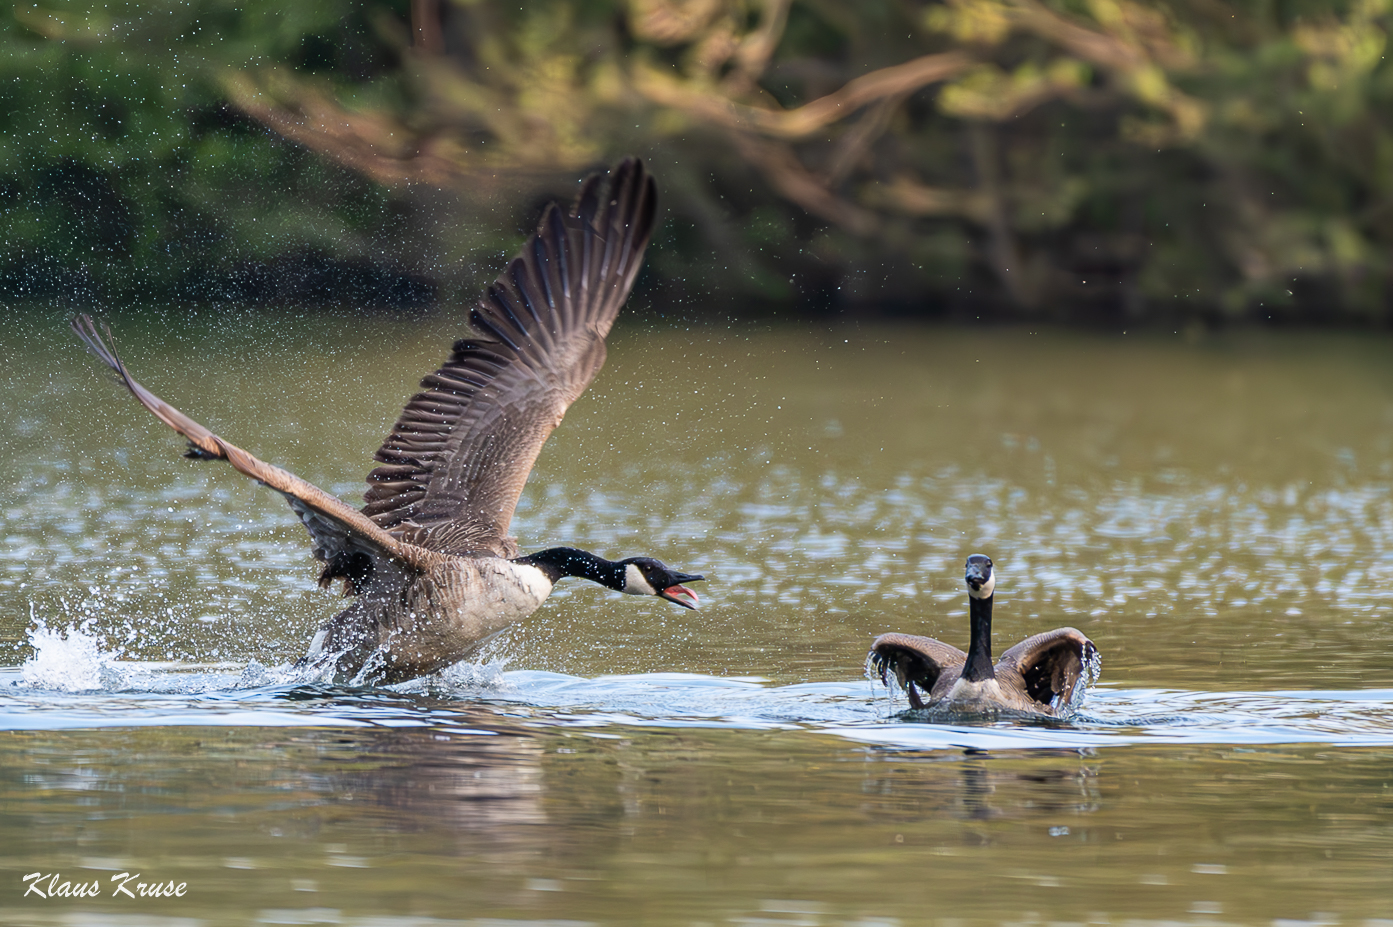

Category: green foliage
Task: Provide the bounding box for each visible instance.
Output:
[0,1,425,305]
[7,0,1393,322]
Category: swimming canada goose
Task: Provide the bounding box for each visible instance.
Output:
[868,554,1097,716]
[71,158,704,685]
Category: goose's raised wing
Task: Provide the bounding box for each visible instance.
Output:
[868,632,967,708]
[70,315,415,586]
[362,158,658,556]
[996,628,1097,709]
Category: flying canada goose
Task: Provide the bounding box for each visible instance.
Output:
[71,157,705,685]
[868,554,1097,716]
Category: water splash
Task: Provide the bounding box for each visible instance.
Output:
[236,651,514,694]
[14,605,517,698]
[1072,644,1104,706]
[425,657,512,691]
[20,616,133,692]
[863,648,905,717]
[236,659,321,688]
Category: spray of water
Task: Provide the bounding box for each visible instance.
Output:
[427,656,512,691]
[863,650,904,716]
[21,612,136,692]
[20,598,519,696]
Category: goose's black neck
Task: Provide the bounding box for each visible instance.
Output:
[962,593,996,682]
[513,547,624,591]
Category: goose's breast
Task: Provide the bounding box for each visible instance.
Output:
[940,674,1053,715]
[414,558,554,631]
[371,559,554,675]
[476,559,556,613]
[943,676,1008,704]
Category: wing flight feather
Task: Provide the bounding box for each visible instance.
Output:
[996,627,1096,707]
[362,158,657,554]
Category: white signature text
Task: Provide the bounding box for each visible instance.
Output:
[23,871,187,899]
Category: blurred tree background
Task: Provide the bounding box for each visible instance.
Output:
[3,0,1392,324]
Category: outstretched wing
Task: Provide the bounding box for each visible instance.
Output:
[996,627,1097,709]
[868,632,967,708]
[70,315,417,589]
[362,157,658,556]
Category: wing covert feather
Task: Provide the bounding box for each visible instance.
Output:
[869,632,966,695]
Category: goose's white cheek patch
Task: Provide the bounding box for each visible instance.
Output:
[623,563,657,596]
[968,573,996,599]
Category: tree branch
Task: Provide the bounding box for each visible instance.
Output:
[635,50,975,139]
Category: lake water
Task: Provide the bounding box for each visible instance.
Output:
[1,307,1391,925]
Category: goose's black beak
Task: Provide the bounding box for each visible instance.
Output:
[660,572,704,609]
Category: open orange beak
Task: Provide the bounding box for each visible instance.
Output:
[660,584,701,609]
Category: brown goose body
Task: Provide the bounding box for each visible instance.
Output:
[869,555,1097,717]
[302,548,555,683]
[72,159,704,686]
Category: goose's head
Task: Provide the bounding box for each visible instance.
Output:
[965,554,995,599]
[620,557,705,609]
